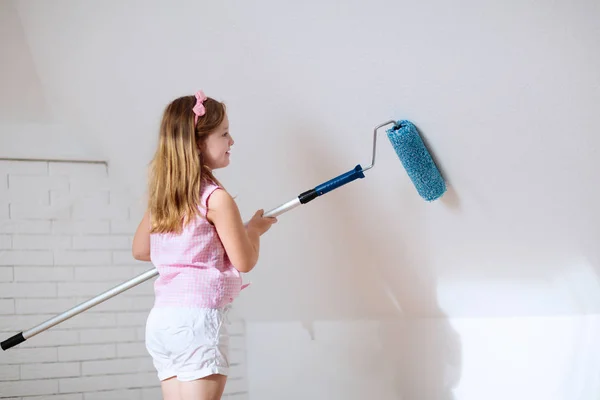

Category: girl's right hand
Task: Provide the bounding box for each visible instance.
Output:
[247,209,277,235]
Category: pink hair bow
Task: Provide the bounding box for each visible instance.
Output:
[192,90,207,124]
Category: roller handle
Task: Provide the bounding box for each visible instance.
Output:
[299,164,365,204]
[1,332,25,350]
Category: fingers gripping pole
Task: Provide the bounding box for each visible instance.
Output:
[1,166,366,350]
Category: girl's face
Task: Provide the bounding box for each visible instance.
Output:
[203,114,234,170]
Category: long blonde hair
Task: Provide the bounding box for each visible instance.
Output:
[148,94,226,234]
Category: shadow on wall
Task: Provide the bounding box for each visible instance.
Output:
[281,117,463,399]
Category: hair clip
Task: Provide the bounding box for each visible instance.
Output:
[193,90,207,124]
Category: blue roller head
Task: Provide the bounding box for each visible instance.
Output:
[386,120,446,201]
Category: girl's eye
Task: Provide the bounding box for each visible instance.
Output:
[223,132,229,137]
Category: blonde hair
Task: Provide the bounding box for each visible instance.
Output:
[148,94,226,234]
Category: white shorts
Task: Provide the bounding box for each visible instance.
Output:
[145,306,231,381]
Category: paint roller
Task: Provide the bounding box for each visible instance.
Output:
[1,119,445,351]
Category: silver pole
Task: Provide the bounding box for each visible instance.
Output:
[2,196,301,350]
[263,197,301,218]
[23,268,158,339]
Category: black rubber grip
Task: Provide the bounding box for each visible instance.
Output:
[298,189,318,204]
[1,332,25,350]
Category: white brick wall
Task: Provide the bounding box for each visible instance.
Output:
[0,159,248,400]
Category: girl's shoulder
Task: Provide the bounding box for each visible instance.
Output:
[200,178,224,209]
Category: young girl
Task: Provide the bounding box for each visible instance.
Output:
[132,90,277,400]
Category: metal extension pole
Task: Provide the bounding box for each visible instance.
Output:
[1,120,396,351]
[0,268,159,350]
[0,199,298,351]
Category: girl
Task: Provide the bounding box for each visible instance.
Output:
[132,90,277,400]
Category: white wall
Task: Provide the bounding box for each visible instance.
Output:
[4,0,600,398]
[0,160,156,399]
[0,0,104,162]
[248,316,600,399]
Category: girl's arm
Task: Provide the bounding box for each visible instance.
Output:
[207,189,274,273]
[132,210,151,262]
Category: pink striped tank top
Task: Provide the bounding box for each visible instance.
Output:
[149,180,246,309]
